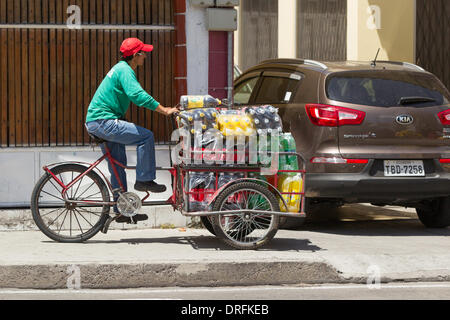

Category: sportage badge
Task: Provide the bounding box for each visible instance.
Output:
[396,115,414,125]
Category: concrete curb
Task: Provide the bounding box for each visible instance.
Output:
[2,262,450,289]
[0,262,343,289]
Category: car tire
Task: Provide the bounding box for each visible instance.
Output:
[279,216,306,229]
[416,197,450,228]
[200,216,216,235]
[278,198,323,230]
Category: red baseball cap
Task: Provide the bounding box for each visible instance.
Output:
[120,38,154,57]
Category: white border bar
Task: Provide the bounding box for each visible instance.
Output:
[0,24,175,30]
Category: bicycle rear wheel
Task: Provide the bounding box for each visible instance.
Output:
[31,164,111,243]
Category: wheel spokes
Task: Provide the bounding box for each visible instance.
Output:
[36,168,108,239]
[218,188,275,244]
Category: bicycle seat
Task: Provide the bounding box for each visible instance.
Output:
[88,133,107,144]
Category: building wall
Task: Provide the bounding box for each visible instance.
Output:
[347,0,415,63]
[0,146,173,207]
[0,0,212,207]
[186,2,209,95]
[236,0,416,64]
[278,0,296,59]
[0,0,177,147]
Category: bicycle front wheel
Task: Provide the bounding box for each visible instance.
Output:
[31,164,111,242]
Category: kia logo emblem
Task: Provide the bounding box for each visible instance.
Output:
[396,115,414,125]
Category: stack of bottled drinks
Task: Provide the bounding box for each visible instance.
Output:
[176,96,302,213]
[244,105,283,135]
[277,133,303,213]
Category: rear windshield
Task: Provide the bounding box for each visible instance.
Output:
[326,71,450,107]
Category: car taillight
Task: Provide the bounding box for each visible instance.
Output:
[306,104,366,127]
[438,110,450,125]
[311,157,369,164]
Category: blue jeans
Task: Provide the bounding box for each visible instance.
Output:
[85,119,157,195]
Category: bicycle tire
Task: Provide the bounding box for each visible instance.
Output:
[31,164,110,243]
[211,181,279,250]
[200,216,216,235]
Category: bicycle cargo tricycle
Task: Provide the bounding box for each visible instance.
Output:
[31,98,306,249]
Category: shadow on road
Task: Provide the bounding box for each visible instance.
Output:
[287,204,450,237]
[85,235,323,252]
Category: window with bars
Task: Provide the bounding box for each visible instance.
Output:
[416,0,450,92]
[239,0,278,72]
[297,0,347,61]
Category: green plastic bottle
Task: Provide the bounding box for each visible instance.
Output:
[279,133,298,172]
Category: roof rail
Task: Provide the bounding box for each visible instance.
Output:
[377,61,425,72]
[260,58,328,70]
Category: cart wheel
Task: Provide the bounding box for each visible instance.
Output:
[211,181,280,250]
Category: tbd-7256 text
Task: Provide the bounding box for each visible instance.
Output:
[180,304,269,317]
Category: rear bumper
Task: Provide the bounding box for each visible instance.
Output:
[306,172,450,201]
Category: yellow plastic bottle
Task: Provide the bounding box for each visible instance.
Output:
[288,174,303,213]
[218,115,235,136]
[278,175,290,212]
[278,174,303,212]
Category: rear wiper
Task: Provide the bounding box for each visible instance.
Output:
[398,96,436,105]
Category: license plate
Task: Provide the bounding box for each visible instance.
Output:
[383,160,425,177]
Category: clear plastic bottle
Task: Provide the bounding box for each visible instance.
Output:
[193,110,204,122]
[180,95,222,110]
[233,117,241,129]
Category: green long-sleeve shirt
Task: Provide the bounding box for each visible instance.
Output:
[86,61,160,123]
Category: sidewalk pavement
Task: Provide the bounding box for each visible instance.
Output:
[1,214,450,289]
[0,206,193,231]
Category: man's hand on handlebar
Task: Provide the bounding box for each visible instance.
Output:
[165,107,180,116]
[156,104,180,116]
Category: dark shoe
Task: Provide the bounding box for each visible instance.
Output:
[134,180,167,193]
[116,214,148,224]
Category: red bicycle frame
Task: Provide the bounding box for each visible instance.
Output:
[42,144,177,207]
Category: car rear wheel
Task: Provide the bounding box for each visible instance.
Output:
[278,198,343,229]
[416,197,450,228]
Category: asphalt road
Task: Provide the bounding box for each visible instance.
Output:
[1,282,450,300]
[1,203,449,291]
